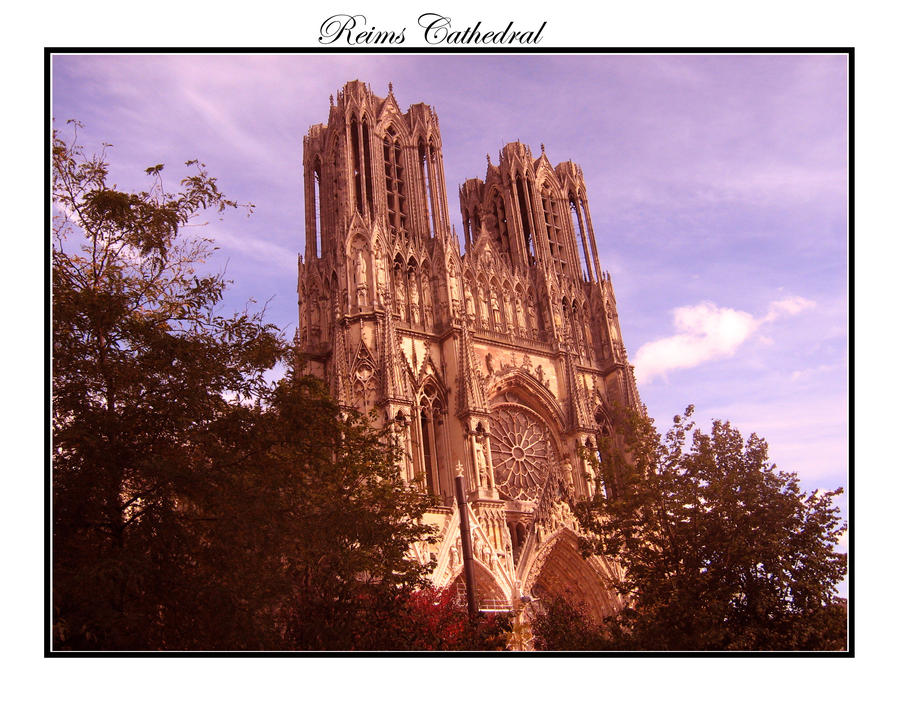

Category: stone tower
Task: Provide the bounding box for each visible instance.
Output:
[297,81,640,620]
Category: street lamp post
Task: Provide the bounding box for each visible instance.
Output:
[454,464,478,620]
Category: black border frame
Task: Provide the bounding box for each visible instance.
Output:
[45,46,854,658]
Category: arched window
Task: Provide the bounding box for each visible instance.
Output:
[383,127,407,234]
[352,364,377,414]
[418,139,436,237]
[350,116,363,214]
[417,383,448,499]
[362,117,374,215]
[308,159,323,257]
[516,176,535,264]
[570,192,593,281]
[542,182,566,274]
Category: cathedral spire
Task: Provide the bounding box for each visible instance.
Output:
[456,315,486,414]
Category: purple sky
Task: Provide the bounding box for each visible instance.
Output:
[52,54,848,528]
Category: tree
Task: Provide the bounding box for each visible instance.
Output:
[52,125,437,650]
[52,122,287,649]
[530,595,608,651]
[260,373,437,650]
[573,405,847,651]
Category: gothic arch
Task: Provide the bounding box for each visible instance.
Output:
[415,376,450,498]
[488,368,565,430]
[381,124,410,238]
[534,158,563,193]
[593,404,612,432]
[486,374,568,503]
[447,559,511,606]
[521,528,619,622]
[376,115,413,145]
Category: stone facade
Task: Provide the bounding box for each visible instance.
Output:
[297,81,641,620]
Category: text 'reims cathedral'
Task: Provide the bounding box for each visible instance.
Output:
[297,81,641,618]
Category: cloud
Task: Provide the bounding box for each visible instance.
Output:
[210,228,297,275]
[764,295,816,321]
[791,362,839,382]
[634,297,814,383]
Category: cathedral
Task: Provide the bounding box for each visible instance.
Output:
[296,81,642,621]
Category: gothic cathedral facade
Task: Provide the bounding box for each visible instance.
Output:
[297,81,641,619]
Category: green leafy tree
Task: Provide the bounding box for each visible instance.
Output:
[52,122,286,649]
[52,125,437,650]
[260,373,436,650]
[573,405,847,651]
[530,595,608,651]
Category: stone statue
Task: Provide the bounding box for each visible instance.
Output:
[421,276,432,327]
[503,294,514,332]
[490,290,501,324]
[448,261,460,303]
[479,289,489,326]
[395,271,406,318]
[409,279,420,323]
[355,248,367,285]
[465,289,475,320]
[374,247,386,301]
[475,439,493,489]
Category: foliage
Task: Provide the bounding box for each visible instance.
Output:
[53,122,283,649]
[573,405,847,651]
[264,374,436,650]
[51,125,435,650]
[305,586,511,651]
[531,595,609,651]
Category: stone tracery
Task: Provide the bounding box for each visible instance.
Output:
[489,405,554,502]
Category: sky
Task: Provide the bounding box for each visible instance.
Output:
[51,52,849,519]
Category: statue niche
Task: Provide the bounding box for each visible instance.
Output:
[353,244,369,308]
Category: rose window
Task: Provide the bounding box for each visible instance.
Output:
[490,405,554,501]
